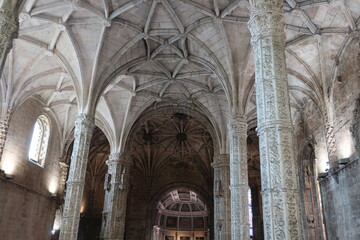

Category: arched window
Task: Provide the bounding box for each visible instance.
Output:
[28,115,50,167]
[248,188,253,237]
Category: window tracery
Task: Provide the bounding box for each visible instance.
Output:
[28,115,50,166]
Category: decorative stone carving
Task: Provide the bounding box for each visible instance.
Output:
[0,6,19,75]
[212,154,231,240]
[101,152,131,240]
[228,114,250,240]
[248,0,304,239]
[58,162,69,194]
[0,108,11,162]
[59,114,94,240]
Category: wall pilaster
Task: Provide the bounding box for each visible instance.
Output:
[0,108,11,163]
[59,162,69,195]
[212,154,231,240]
[228,114,250,240]
[59,114,94,240]
[248,0,303,239]
[101,152,131,240]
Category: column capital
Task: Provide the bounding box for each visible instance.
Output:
[228,114,247,133]
[248,0,283,11]
[106,152,132,166]
[212,154,229,168]
[248,0,285,45]
[75,113,94,128]
[59,161,69,169]
[106,152,120,164]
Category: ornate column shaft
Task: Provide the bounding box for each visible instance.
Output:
[59,114,94,240]
[101,152,131,240]
[0,108,11,162]
[228,115,250,240]
[248,0,303,239]
[0,1,23,75]
[212,154,231,240]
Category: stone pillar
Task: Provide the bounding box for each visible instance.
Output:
[248,0,304,239]
[100,152,131,240]
[0,1,24,75]
[151,225,160,240]
[212,154,231,240]
[0,108,11,162]
[228,115,250,240]
[59,114,94,240]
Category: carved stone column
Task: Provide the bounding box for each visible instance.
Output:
[59,114,94,240]
[228,115,250,240]
[100,152,131,240]
[0,1,24,75]
[212,154,231,240]
[0,108,11,162]
[248,0,304,239]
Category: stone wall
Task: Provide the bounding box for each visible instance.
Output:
[332,39,360,161]
[0,98,60,240]
[317,39,360,240]
[0,177,56,239]
[319,159,360,240]
[292,38,360,240]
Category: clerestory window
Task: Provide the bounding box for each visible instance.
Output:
[28,115,50,167]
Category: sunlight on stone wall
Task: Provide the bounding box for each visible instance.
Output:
[1,152,17,174]
[337,129,355,159]
[315,145,329,173]
[48,178,58,194]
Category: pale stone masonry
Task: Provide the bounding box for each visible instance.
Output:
[248,0,303,239]
[101,152,131,240]
[212,154,231,240]
[228,115,250,240]
[60,114,94,240]
[0,1,22,75]
[0,109,11,163]
[320,159,360,240]
[0,0,359,239]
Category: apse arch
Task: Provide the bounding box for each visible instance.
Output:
[124,106,217,239]
[124,105,222,157]
[149,183,212,240]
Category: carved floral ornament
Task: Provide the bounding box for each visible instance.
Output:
[228,115,247,133]
[0,8,18,49]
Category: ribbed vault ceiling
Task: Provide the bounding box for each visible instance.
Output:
[130,112,214,180]
[1,0,359,153]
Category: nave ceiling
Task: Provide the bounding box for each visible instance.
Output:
[1,0,359,153]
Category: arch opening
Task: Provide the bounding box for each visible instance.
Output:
[152,187,210,240]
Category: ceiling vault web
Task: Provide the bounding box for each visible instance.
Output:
[0,0,357,153]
